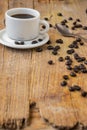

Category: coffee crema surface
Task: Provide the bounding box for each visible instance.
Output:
[11,14,35,19]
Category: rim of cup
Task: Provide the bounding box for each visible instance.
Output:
[5,8,40,21]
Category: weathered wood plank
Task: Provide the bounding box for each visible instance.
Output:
[28,0,87,129]
[1,0,87,130]
[0,0,33,129]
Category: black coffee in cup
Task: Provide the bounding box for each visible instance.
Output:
[11,14,35,19]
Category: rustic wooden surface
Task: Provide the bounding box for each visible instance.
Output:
[0,0,87,130]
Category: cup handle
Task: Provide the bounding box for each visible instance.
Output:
[39,20,49,34]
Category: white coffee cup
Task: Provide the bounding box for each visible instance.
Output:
[5,8,49,41]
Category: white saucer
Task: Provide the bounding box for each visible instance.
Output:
[0,28,49,49]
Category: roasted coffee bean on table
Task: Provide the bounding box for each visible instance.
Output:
[52,51,58,55]
[69,86,76,92]
[76,18,81,22]
[68,17,73,20]
[46,40,51,44]
[86,9,87,14]
[57,12,63,16]
[71,26,75,30]
[53,45,60,51]
[84,60,87,65]
[81,91,87,97]
[76,38,81,42]
[65,25,69,28]
[48,60,54,65]
[63,75,69,80]
[83,26,87,30]
[56,39,63,44]
[73,85,81,91]
[74,24,83,28]
[65,60,72,66]
[61,81,67,86]
[67,65,73,70]
[73,21,77,25]
[79,42,84,46]
[44,17,49,21]
[58,57,64,62]
[30,102,36,108]
[68,44,75,48]
[67,49,75,54]
[70,72,76,77]
[65,56,71,60]
[49,23,53,28]
[47,45,54,50]
[36,47,43,52]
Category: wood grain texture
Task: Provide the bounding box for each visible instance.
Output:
[0,0,34,129]
[0,0,87,130]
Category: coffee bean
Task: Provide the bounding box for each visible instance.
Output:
[32,40,38,44]
[65,60,72,66]
[61,21,66,25]
[52,125,58,129]
[49,23,53,28]
[65,25,69,28]
[79,64,86,69]
[72,40,78,45]
[65,56,70,60]
[74,53,80,60]
[81,69,87,73]
[71,26,75,30]
[63,75,69,80]
[63,19,68,23]
[15,41,24,45]
[73,21,77,25]
[30,102,36,108]
[48,60,53,65]
[67,49,75,54]
[69,87,75,92]
[68,17,73,20]
[58,57,64,62]
[73,85,81,91]
[74,44,79,49]
[86,9,87,14]
[47,45,54,50]
[53,45,60,51]
[77,57,86,62]
[61,81,67,86]
[73,66,80,73]
[46,40,51,44]
[75,23,82,28]
[38,39,43,42]
[36,47,43,52]
[76,38,81,42]
[84,60,87,65]
[81,91,87,97]
[44,118,49,123]
[80,42,84,46]
[76,18,81,22]
[67,65,72,70]
[83,26,87,30]
[42,25,46,29]
[81,57,86,61]
[68,44,74,48]
[52,51,57,55]
[57,12,63,16]
[44,17,49,21]
[56,39,63,44]
[70,72,76,77]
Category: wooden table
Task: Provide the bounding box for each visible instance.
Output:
[0,0,87,130]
